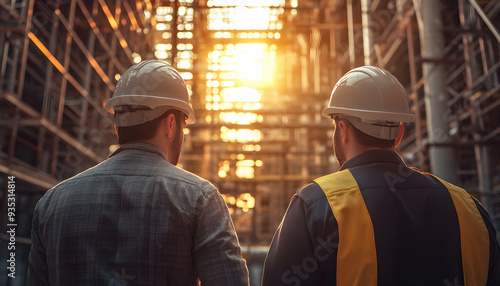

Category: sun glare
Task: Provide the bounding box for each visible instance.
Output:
[205,0,284,179]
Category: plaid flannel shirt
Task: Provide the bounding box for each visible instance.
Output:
[27,142,249,285]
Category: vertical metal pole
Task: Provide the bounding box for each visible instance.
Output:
[51,0,76,176]
[0,33,4,77]
[484,37,499,87]
[406,24,425,170]
[0,37,9,93]
[79,23,97,142]
[171,0,179,67]
[15,0,34,99]
[347,0,355,68]
[38,14,59,171]
[5,45,19,94]
[458,0,493,212]
[311,28,321,94]
[8,0,35,166]
[361,0,373,65]
[104,0,120,101]
[278,145,285,223]
[298,34,309,92]
[414,0,459,184]
[475,11,493,87]
[251,181,257,243]
[327,8,338,83]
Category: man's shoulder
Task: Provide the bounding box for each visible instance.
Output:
[36,160,112,202]
[313,169,358,194]
[295,170,361,209]
[296,181,331,208]
[167,166,217,194]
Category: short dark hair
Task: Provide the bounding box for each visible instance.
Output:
[337,118,396,149]
[350,123,396,149]
[117,109,184,145]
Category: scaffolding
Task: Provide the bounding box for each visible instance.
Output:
[1,0,500,284]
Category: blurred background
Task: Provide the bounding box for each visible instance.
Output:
[0,0,499,284]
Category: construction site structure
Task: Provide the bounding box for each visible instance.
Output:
[1,0,499,284]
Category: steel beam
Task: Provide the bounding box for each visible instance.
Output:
[28,32,109,117]
[54,8,114,92]
[1,91,103,163]
[96,0,133,63]
[76,0,126,73]
[468,0,500,43]
[0,160,58,190]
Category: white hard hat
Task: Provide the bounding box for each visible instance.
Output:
[105,60,196,127]
[322,66,415,139]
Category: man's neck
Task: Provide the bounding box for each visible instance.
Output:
[345,145,394,163]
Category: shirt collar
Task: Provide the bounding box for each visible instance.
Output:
[339,150,406,171]
[109,142,168,161]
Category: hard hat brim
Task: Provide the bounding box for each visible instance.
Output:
[105,95,196,124]
[322,106,415,123]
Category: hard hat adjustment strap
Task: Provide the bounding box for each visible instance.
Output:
[114,105,175,127]
[335,114,400,140]
[114,105,152,114]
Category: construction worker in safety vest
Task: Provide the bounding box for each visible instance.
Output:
[262,66,500,286]
[27,60,249,285]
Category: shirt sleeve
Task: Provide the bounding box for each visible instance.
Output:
[27,203,50,286]
[262,187,338,286]
[193,188,249,286]
[472,197,500,286]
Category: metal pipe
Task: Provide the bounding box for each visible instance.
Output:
[0,36,9,94]
[361,0,373,65]
[459,0,494,215]
[406,24,425,170]
[347,0,355,68]
[413,0,459,183]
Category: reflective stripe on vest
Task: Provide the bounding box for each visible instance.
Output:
[314,170,377,286]
[427,174,490,286]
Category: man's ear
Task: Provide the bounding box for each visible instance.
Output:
[394,124,405,148]
[337,120,350,144]
[161,114,177,138]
